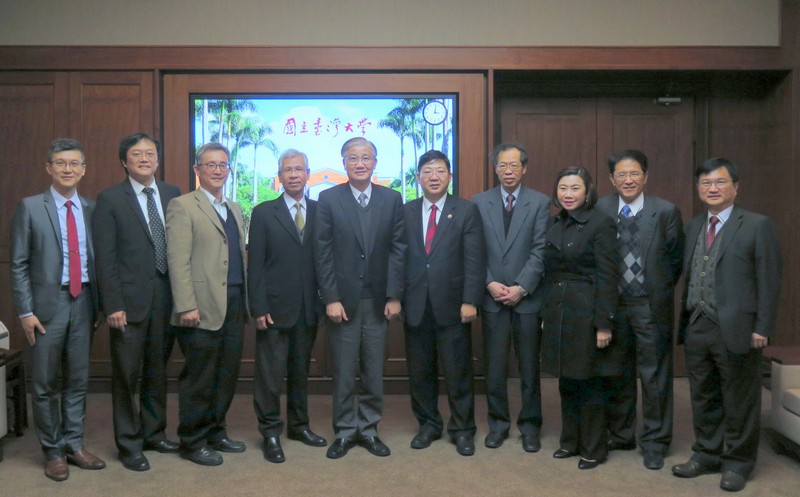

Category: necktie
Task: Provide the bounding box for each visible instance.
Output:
[505,194,515,212]
[294,202,305,232]
[65,200,82,298]
[358,192,368,208]
[143,187,168,274]
[706,215,719,249]
[425,205,438,254]
[622,204,632,218]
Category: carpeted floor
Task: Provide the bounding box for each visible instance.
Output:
[1,378,798,497]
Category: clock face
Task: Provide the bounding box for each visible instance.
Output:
[423,101,447,125]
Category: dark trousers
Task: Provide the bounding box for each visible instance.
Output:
[559,376,607,461]
[606,300,673,453]
[253,314,317,438]
[110,273,176,457]
[684,316,762,477]
[176,287,245,450]
[405,299,475,439]
[482,308,542,435]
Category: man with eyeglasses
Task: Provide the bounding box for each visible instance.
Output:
[247,149,327,463]
[472,142,550,453]
[402,150,485,456]
[10,138,106,481]
[315,137,406,459]
[597,149,684,471]
[166,142,249,466]
[93,133,182,471]
[672,158,781,492]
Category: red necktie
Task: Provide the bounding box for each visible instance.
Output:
[706,215,719,249]
[65,200,82,298]
[424,205,438,254]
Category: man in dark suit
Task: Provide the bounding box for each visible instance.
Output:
[472,143,550,453]
[315,137,406,459]
[671,158,782,492]
[403,150,485,456]
[93,133,182,471]
[597,149,684,470]
[248,149,327,464]
[10,138,106,481]
[166,142,249,467]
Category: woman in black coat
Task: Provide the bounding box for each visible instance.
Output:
[541,166,621,470]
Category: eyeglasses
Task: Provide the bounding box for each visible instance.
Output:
[129,151,157,160]
[280,166,308,175]
[419,169,449,178]
[50,160,85,170]
[699,179,732,190]
[198,162,229,171]
[496,163,522,172]
[346,155,374,165]
[613,171,643,180]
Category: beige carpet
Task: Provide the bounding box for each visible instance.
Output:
[1,378,798,497]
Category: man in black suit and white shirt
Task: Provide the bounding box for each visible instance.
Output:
[248,149,327,464]
[403,150,485,456]
[671,158,781,492]
[93,133,182,472]
[315,137,406,459]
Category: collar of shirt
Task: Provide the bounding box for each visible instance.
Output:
[283,193,306,212]
[501,184,521,205]
[50,186,81,212]
[350,182,373,204]
[708,205,734,228]
[128,176,158,196]
[422,195,447,215]
[198,186,228,208]
[618,193,644,216]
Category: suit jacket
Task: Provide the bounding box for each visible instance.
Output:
[403,195,485,328]
[678,206,782,354]
[93,178,181,323]
[247,194,319,329]
[597,193,684,334]
[10,189,98,323]
[315,182,406,316]
[166,189,249,330]
[472,185,550,314]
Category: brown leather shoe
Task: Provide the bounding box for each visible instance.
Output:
[67,448,106,470]
[45,457,69,481]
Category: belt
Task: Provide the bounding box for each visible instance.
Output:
[60,282,90,291]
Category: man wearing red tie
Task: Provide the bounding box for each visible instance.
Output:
[402,150,485,456]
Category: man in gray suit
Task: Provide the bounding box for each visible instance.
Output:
[10,138,106,481]
[672,158,782,492]
[472,143,550,452]
[597,149,684,471]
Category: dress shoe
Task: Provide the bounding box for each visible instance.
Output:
[720,471,747,492]
[262,436,285,463]
[484,431,508,449]
[326,437,355,459]
[521,434,541,453]
[578,457,606,470]
[607,439,636,451]
[454,435,475,456]
[143,439,180,453]
[180,446,223,466]
[357,435,391,457]
[45,457,69,482]
[643,451,664,470]
[209,437,246,453]
[66,448,106,470]
[120,453,150,472]
[553,448,577,459]
[288,428,327,447]
[672,459,720,478]
[410,431,441,449]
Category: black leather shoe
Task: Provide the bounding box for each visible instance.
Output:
[521,434,541,453]
[720,471,746,492]
[410,431,441,449]
[263,437,285,464]
[288,428,327,447]
[209,437,246,453]
[607,439,636,451]
[553,448,577,459]
[120,453,150,472]
[454,435,475,456]
[672,459,720,478]
[326,437,355,459]
[180,447,223,466]
[484,431,508,449]
[357,435,391,457]
[578,457,606,470]
[643,451,664,470]
[143,439,180,454]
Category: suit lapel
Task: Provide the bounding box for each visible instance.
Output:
[123,180,154,245]
[193,189,226,236]
[488,187,507,254]
[80,194,94,262]
[638,196,658,266]
[683,216,704,274]
[409,198,425,254]
[339,183,365,251]
[304,200,316,247]
[714,207,742,260]
[504,187,530,254]
[274,194,303,245]
[43,190,62,249]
